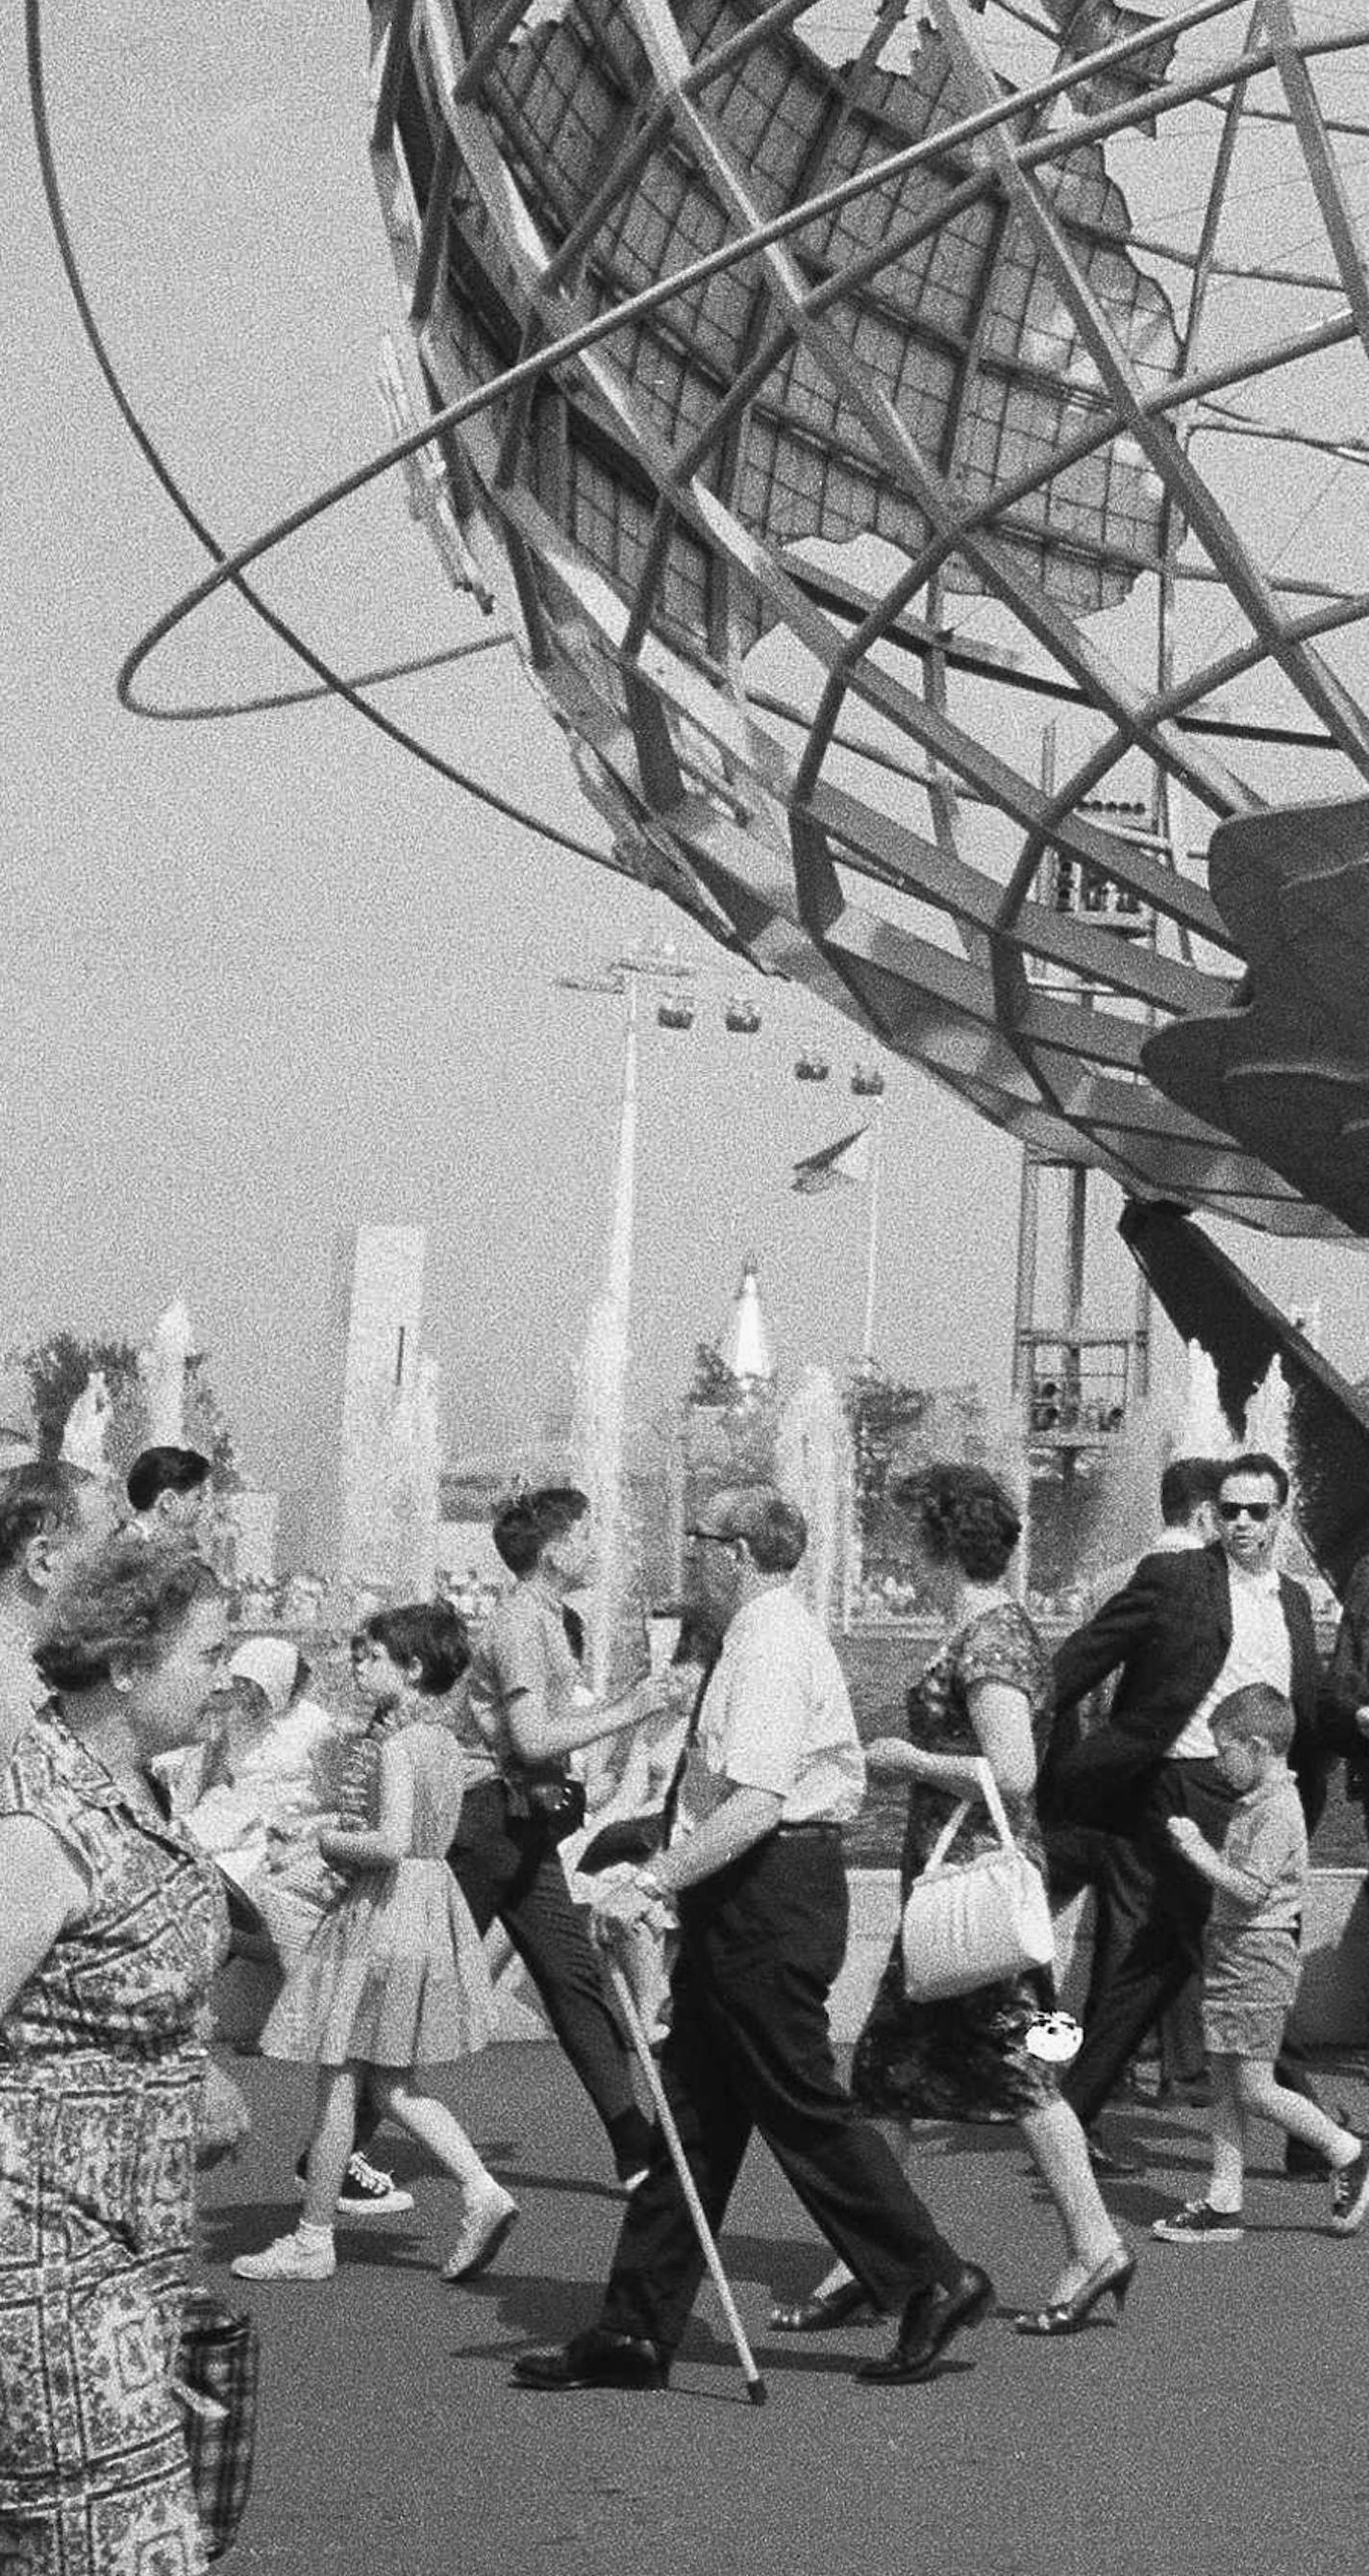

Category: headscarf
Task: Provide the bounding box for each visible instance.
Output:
[227,1636,301,1717]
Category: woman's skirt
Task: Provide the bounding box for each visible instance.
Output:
[851,1937,1059,2123]
[0,2056,208,2575]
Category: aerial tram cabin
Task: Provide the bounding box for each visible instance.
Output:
[647,988,887,1097]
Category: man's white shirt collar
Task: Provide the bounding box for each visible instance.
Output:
[1226,1558,1282,1596]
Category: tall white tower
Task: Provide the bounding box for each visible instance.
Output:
[720,1257,775,1385]
[334,1226,440,1601]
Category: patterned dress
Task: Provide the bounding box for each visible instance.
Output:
[852,1602,1058,2123]
[0,1708,229,2576]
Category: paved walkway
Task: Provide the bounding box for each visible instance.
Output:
[203,2044,1369,2576]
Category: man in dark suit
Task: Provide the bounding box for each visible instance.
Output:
[1036,1456,1223,2144]
[1324,1552,1369,1836]
[1049,1451,1341,2162]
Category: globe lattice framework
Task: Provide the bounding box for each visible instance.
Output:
[365,0,1369,1243]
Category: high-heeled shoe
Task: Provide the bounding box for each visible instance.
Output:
[768,2277,883,2333]
[1011,2243,1135,2338]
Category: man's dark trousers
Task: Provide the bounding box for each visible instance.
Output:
[450,1779,645,2161]
[1062,1756,1236,2129]
[1042,1817,1152,2031]
[598,1831,964,2354]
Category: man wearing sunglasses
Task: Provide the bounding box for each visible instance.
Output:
[1046,1452,1340,2171]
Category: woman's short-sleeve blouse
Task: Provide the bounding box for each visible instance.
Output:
[899,1600,1053,1888]
[0,1706,228,2068]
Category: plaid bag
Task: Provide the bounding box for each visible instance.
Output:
[173,2288,260,2560]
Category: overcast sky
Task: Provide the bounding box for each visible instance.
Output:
[7,0,1369,1514]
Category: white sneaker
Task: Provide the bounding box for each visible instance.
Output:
[441,2184,519,2282]
[232,2231,336,2283]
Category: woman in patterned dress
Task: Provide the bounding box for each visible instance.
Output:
[774,1464,1133,2338]
[0,1538,230,2574]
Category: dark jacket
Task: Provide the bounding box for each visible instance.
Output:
[1049,1543,1341,1830]
[1324,1556,1369,1810]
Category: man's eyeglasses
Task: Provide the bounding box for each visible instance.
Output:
[1217,1500,1274,1524]
[685,1528,739,1550]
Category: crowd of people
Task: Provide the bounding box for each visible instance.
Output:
[3,1436,1369,2566]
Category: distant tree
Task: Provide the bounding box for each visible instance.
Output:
[12,1331,241,1486]
[186,1351,241,1488]
[17,1333,141,1461]
[689,1341,742,1408]
[845,1366,933,1573]
[684,1341,778,1517]
[1025,1447,1109,1596]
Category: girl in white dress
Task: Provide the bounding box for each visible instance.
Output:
[233,1604,516,2286]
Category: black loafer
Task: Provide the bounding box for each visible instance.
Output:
[769,2278,883,2333]
[510,2328,669,2391]
[856,2263,994,2385]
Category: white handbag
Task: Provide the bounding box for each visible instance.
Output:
[901,1758,1055,2002]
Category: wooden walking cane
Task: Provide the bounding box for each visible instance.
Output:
[604,1956,768,2406]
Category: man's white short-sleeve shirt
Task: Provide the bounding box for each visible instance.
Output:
[686,1587,865,1828]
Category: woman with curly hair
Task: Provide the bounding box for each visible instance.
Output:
[0,1537,230,2574]
[773,1463,1133,2340]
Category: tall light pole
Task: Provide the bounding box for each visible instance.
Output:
[556,943,690,1693]
[859,1089,885,1367]
[845,1065,888,1633]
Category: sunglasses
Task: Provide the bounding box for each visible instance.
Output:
[1217,1500,1274,1524]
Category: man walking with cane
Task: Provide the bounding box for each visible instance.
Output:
[512,1486,989,2394]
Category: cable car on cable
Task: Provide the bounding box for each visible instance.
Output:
[657,996,695,1030]
[724,996,761,1034]
[851,1065,885,1096]
[794,1052,830,1082]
